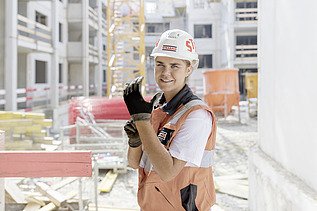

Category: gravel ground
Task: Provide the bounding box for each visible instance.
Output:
[96,107,258,211]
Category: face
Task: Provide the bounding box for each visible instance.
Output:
[154,56,192,101]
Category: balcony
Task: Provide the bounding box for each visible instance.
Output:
[235,45,257,66]
[89,44,99,63]
[102,18,107,35]
[67,42,82,61]
[17,15,53,53]
[88,7,99,29]
[234,8,257,30]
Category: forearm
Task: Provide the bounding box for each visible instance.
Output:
[135,120,176,181]
[127,146,142,169]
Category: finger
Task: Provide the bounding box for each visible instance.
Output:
[136,76,144,85]
[124,124,136,133]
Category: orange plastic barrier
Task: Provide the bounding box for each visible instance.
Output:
[203,69,240,116]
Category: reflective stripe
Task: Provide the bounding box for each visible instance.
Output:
[169,100,208,125]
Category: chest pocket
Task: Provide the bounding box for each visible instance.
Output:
[157,127,175,146]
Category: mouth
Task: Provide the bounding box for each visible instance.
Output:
[160,78,174,83]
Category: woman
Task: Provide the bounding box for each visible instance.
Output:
[123,29,216,211]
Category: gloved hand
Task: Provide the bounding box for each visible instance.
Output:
[124,120,141,148]
[123,76,157,121]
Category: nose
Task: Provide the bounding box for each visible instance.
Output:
[161,66,172,76]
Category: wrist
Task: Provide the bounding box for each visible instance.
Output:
[128,138,142,148]
[131,113,151,122]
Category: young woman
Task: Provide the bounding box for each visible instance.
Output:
[123,29,217,211]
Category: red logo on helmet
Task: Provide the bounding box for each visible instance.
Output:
[162,45,177,52]
[155,40,160,47]
[186,39,195,52]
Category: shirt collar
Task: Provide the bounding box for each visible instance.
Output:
[158,84,199,115]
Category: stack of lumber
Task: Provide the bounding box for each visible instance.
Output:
[0,111,55,150]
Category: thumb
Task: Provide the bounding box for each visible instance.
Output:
[149,92,162,107]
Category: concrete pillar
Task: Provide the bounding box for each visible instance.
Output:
[51,0,59,108]
[96,0,103,96]
[5,0,18,111]
[82,0,89,96]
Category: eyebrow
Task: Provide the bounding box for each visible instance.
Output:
[155,61,182,66]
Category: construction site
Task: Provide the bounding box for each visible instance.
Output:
[0,0,317,210]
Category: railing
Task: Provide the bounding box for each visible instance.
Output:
[102,18,107,32]
[17,14,52,47]
[0,88,28,110]
[235,8,258,23]
[89,44,99,57]
[235,44,257,60]
[0,85,97,111]
[145,32,162,36]
[88,6,98,28]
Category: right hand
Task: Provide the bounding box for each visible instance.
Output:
[124,120,141,148]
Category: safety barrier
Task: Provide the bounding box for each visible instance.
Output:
[0,85,97,111]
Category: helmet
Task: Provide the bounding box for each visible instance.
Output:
[150,29,199,70]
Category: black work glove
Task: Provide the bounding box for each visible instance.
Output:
[124,120,141,148]
[123,76,157,121]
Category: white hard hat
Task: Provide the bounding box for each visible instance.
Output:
[150,29,199,70]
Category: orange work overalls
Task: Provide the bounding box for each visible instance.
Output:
[137,100,217,211]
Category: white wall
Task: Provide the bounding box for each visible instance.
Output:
[187,3,223,68]
[27,1,51,28]
[258,0,317,191]
[249,0,317,209]
[0,0,4,89]
[27,52,51,89]
[69,63,83,85]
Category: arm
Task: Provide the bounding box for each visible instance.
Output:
[135,120,186,181]
[127,145,142,169]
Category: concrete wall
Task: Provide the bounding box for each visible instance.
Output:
[249,0,317,209]
[0,0,4,89]
[17,53,27,88]
[187,3,223,68]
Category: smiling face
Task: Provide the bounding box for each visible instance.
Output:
[154,56,192,101]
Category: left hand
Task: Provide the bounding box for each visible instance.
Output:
[123,76,154,119]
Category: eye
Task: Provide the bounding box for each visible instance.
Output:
[171,64,179,69]
[156,63,164,67]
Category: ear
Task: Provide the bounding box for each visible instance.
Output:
[186,66,193,77]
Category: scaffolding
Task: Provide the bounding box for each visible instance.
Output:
[106,0,146,97]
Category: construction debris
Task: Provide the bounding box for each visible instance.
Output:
[5,177,91,211]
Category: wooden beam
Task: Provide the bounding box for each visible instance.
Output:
[0,151,92,177]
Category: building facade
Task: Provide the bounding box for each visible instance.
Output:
[0,0,107,113]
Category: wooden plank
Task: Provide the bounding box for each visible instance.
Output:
[0,151,92,177]
[51,177,77,190]
[38,202,56,211]
[23,202,41,211]
[5,180,27,204]
[98,171,118,193]
[25,195,46,206]
[35,182,68,207]
[0,151,91,162]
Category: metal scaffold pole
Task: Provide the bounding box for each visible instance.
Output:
[106,0,146,97]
